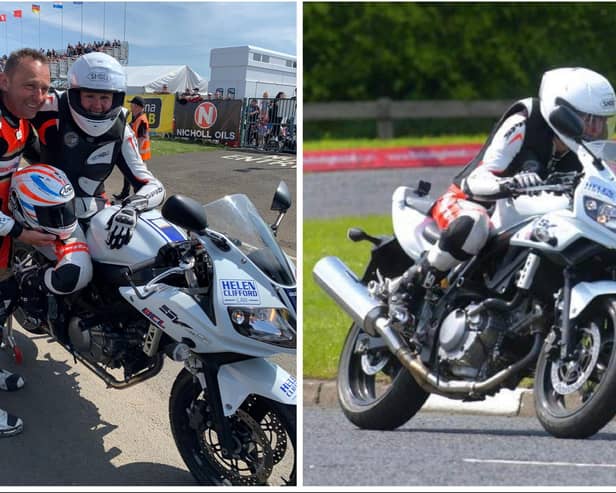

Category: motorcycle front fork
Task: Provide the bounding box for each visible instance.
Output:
[187,355,249,459]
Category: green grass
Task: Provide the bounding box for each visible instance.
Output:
[303,134,487,152]
[303,214,390,379]
[150,137,221,156]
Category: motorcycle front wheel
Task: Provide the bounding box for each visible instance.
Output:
[534,297,616,438]
[337,322,429,430]
[169,368,296,486]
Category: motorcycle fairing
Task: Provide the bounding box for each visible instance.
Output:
[217,358,296,416]
[569,280,616,320]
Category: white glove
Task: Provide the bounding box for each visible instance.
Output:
[106,206,138,249]
[511,171,543,189]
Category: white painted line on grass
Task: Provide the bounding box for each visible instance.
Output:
[464,458,616,469]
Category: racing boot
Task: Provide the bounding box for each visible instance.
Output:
[391,255,447,303]
[0,368,24,391]
[0,408,23,437]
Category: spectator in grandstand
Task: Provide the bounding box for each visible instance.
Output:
[160,83,170,94]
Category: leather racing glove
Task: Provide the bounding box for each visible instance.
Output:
[106,205,138,249]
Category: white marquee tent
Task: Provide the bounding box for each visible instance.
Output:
[124,65,205,94]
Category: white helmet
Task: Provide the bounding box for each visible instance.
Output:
[539,67,616,150]
[9,164,77,240]
[67,52,126,137]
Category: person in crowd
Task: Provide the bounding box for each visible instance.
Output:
[0,48,54,437]
[270,91,286,140]
[247,99,260,146]
[394,67,616,303]
[114,95,151,200]
[259,91,270,148]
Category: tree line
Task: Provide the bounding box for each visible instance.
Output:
[304,3,616,103]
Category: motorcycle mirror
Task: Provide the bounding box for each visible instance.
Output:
[549,105,584,141]
[161,195,208,234]
[271,180,292,212]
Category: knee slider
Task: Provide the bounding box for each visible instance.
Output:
[438,214,489,261]
[49,264,82,294]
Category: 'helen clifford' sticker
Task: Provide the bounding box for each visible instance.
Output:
[220,279,260,305]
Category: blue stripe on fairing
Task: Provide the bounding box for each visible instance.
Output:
[143,218,185,243]
[32,175,60,197]
[159,225,184,241]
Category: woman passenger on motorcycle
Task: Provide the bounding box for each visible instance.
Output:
[398,67,616,294]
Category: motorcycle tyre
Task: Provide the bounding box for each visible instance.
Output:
[169,368,296,486]
[337,322,429,430]
[534,297,616,439]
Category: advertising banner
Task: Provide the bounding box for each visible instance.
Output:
[173,100,242,144]
[123,94,175,134]
[303,144,483,172]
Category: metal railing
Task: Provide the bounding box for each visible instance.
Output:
[304,98,513,139]
[240,97,297,153]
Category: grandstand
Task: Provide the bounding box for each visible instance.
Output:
[0,40,129,89]
[49,40,128,89]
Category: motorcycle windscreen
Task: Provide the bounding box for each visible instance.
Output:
[204,194,295,286]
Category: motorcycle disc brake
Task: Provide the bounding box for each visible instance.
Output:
[200,408,275,485]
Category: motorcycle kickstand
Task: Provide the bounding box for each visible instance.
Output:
[0,317,23,365]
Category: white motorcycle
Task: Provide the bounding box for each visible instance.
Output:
[9,182,296,485]
[314,106,616,438]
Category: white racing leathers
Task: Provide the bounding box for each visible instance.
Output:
[28,90,165,294]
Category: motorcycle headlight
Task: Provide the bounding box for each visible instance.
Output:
[228,307,296,348]
[584,196,616,231]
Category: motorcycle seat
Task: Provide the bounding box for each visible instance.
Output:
[404,192,435,216]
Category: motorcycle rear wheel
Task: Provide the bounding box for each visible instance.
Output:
[169,368,296,485]
[534,297,616,438]
[337,322,428,430]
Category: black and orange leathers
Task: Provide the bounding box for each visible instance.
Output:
[0,100,36,268]
[30,90,164,220]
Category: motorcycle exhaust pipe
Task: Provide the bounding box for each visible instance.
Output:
[313,256,544,397]
[374,317,543,397]
[312,256,387,336]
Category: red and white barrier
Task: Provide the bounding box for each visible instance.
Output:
[303,143,483,172]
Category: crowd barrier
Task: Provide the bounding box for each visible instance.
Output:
[124,94,297,154]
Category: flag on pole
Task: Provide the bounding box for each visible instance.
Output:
[13,9,22,18]
[0,15,6,22]
[31,5,40,14]
[53,2,63,9]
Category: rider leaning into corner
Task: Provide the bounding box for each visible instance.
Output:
[395,67,616,301]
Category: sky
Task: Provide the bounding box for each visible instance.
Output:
[0,1,297,78]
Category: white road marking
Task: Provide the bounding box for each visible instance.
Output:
[464,458,616,469]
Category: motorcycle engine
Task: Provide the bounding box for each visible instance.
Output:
[67,316,147,367]
[437,303,506,379]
